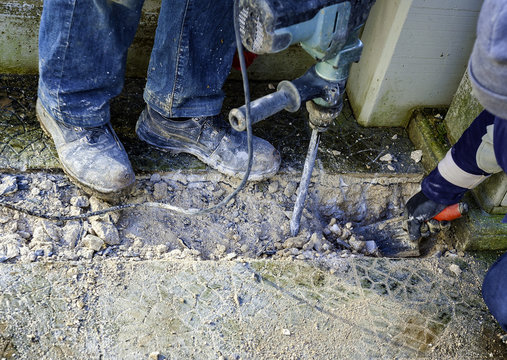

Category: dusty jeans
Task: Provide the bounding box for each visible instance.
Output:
[38,0,236,127]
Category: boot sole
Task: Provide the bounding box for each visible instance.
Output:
[37,105,134,203]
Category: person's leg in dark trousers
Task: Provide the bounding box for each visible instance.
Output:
[136,0,281,180]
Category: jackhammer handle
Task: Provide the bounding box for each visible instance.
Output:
[229,82,300,131]
[432,202,468,222]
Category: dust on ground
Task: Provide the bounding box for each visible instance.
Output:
[0,170,462,265]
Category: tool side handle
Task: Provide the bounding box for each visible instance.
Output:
[432,202,468,222]
[229,82,300,131]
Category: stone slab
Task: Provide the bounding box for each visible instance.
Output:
[0,258,505,359]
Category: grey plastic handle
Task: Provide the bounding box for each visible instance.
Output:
[228,81,300,131]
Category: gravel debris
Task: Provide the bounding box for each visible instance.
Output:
[449,263,462,277]
[0,175,18,195]
[410,150,423,163]
[380,153,393,162]
[70,196,90,208]
[0,171,458,263]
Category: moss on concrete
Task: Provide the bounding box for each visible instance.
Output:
[407,110,450,171]
[444,71,483,144]
[453,209,507,251]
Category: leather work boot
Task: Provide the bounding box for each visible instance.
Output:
[136,106,281,181]
[36,99,135,200]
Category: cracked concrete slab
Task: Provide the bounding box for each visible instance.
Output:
[0,258,505,359]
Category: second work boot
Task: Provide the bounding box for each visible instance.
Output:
[36,99,135,200]
[136,106,281,181]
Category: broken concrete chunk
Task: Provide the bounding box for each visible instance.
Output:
[42,221,61,242]
[283,236,308,249]
[89,196,120,223]
[348,235,365,252]
[329,224,342,236]
[150,173,162,183]
[90,220,120,245]
[379,153,393,162]
[63,222,83,248]
[149,352,162,360]
[411,150,423,163]
[82,235,104,252]
[449,263,462,277]
[153,181,168,200]
[0,234,22,262]
[32,224,51,243]
[39,179,53,191]
[364,240,378,255]
[284,181,298,197]
[70,196,90,208]
[0,175,18,196]
[215,244,227,255]
[30,241,53,255]
[340,227,352,240]
[268,181,279,194]
[155,244,168,255]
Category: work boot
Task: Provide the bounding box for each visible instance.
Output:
[36,99,135,200]
[136,105,281,181]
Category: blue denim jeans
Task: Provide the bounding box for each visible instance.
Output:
[38,0,236,127]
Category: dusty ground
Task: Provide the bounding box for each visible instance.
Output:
[0,169,463,266]
[1,75,506,359]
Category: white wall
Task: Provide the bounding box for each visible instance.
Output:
[347,0,483,127]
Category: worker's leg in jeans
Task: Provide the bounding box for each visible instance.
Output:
[143,0,235,118]
[37,0,144,196]
[38,0,145,126]
[137,0,281,180]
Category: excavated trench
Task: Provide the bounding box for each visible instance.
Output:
[0,170,424,265]
[0,75,442,265]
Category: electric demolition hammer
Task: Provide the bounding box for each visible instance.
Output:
[229,0,376,235]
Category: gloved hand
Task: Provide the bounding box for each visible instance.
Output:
[404,191,449,241]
